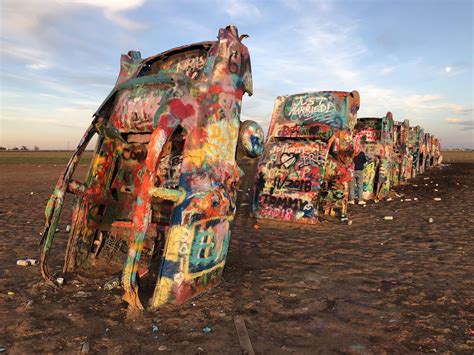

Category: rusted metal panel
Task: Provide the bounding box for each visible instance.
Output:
[40,25,263,311]
[253,91,360,224]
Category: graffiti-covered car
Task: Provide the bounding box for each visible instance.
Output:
[392,119,410,185]
[40,25,263,311]
[432,136,442,166]
[425,133,442,169]
[252,91,360,224]
[418,127,427,175]
[407,125,423,178]
[423,132,432,171]
[354,112,394,201]
[319,94,361,221]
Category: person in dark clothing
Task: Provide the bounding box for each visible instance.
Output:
[349,150,367,204]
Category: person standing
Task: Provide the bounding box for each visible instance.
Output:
[349,150,367,204]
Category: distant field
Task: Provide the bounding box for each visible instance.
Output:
[0,151,93,165]
[441,150,474,163]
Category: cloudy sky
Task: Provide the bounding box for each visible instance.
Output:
[0,0,472,149]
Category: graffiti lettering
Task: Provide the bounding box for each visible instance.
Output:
[297,152,325,168]
[277,125,309,137]
[259,206,294,220]
[123,148,148,162]
[273,177,312,192]
[260,194,309,211]
[189,219,230,274]
[355,129,377,142]
[284,95,336,121]
[176,56,206,78]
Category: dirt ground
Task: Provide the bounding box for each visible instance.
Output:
[0,153,473,354]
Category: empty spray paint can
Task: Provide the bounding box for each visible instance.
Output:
[16,258,38,266]
[103,277,121,291]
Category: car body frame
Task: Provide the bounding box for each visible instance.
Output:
[39,25,263,311]
[354,112,394,201]
[252,91,360,224]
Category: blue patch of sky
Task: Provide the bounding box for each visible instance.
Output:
[0,0,472,149]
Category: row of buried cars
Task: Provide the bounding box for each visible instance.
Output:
[38,26,441,311]
[252,91,443,224]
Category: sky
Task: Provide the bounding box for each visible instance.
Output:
[0,0,472,150]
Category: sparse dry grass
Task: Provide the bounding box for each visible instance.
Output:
[0,151,93,165]
[441,150,474,163]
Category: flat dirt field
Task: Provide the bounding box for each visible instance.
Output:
[0,151,473,353]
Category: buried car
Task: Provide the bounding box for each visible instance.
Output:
[407,125,423,178]
[432,136,443,166]
[252,91,360,224]
[39,25,263,311]
[392,119,410,185]
[422,132,432,171]
[354,112,395,201]
[424,132,442,169]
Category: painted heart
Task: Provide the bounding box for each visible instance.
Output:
[280,153,297,168]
